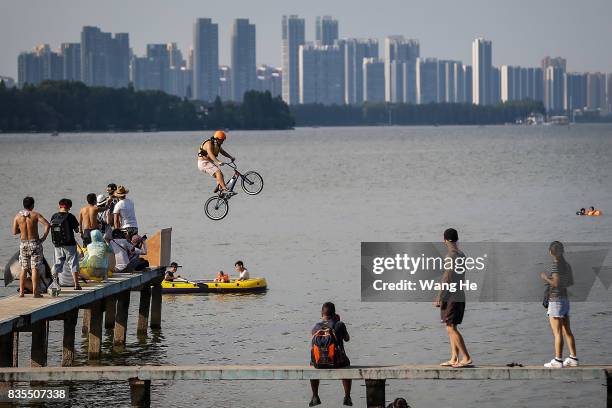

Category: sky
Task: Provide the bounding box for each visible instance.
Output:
[1,0,611,79]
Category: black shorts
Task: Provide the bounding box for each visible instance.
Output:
[441,301,465,325]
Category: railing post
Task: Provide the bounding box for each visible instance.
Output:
[129,378,151,407]
[87,300,103,360]
[105,296,117,330]
[150,279,162,330]
[114,290,131,348]
[62,309,79,366]
[137,285,152,335]
[365,379,386,408]
[0,332,14,367]
[30,320,49,367]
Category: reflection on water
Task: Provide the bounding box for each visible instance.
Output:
[1,125,612,407]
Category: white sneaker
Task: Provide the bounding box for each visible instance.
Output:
[544,358,563,368]
[563,357,579,367]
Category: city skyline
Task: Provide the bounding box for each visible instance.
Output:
[1,0,612,80]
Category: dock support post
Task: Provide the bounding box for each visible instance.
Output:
[30,320,49,367]
[87,300,103,360]
[82,309,90,335]
[0,332,14,367]
[62,309,78,366]
[150,279,162,330]
[137,285,151,335]
[129,378,151,407]
[607,370,611,408]
[365,379,386,408]
[12,332,19,367]
[105,296,117,330]
[114,290,131,347]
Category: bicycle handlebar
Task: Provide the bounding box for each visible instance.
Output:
[220,161,237,169]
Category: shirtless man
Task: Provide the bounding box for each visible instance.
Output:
[79,193,100,246]
[197,130,237,196]
[12,196,50,297]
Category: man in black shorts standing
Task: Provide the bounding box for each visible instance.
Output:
[435,228,472,368]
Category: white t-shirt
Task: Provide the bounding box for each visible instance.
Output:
[113,198,138,228]
[238,268,250,280]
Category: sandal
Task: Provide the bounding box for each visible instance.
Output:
[440,360,457,367]
[452,361,474,368]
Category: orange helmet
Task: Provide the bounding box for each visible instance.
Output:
[213,130,226,141]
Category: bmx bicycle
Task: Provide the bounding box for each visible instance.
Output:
[204,161,264,220]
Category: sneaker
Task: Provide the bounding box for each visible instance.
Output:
[308,395,321,407]
[544,358,563,368]
[221,190,237,197]
[563,356,579,367]
[343,396,353,406]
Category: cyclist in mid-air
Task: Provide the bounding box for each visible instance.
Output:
[197,130,237,196]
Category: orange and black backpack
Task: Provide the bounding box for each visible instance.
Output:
[310,321,348,368]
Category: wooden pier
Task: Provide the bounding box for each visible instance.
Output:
[0,364,610,407]
[0,228,171,368]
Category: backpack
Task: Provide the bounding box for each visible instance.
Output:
[310,321,348,368]
[50,213,73,247]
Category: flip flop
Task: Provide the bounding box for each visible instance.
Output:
[452,361,474,368]
[440,360,457,367]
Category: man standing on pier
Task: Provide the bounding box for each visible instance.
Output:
[12,196,50,297]
[435,228,472,368]
[79,193,100,246]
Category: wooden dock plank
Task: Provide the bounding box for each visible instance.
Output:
[0,268,165,336]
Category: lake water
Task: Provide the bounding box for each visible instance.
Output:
[1,125,611,407]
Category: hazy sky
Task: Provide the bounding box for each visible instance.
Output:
[1,0,611,78]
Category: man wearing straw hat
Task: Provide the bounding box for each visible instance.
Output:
[112,185,139,240]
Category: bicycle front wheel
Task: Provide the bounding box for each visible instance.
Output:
[241,171,264,195]
[204,196,229,220]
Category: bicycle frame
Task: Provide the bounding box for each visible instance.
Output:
[215,161,242,194]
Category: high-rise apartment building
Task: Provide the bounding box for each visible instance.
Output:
[299,43,344,105]
[472,38,492,105]
[384,36,419,103]
[60,43,81,81]
[146,44,171,92]
[218,65,232,101]
[463,65,473,104]
[315,16,339,46]
[256,65,282,97]
[586,72,607,111]
[81,26,129,88]
[341,38,378,104]
[363,58,385,102]
[193,18,219,102]
[231,19,256,102]
[542,56,566,112]
[441,60,464,103]
[17,44,62,87]
[281,15,305,105]
[607,74,612,113]
[416,58,439,104]
[563,72,587,111]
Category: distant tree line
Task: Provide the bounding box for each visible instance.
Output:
[0,80,551,132]
[0,80,294,132]
[291,100,546,127]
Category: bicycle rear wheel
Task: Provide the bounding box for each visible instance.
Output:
[204,196,229,220]
[241,171,264,195]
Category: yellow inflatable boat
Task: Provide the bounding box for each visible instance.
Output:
[161,278,267,294]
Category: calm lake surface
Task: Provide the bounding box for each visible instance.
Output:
[1,125,611,407]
